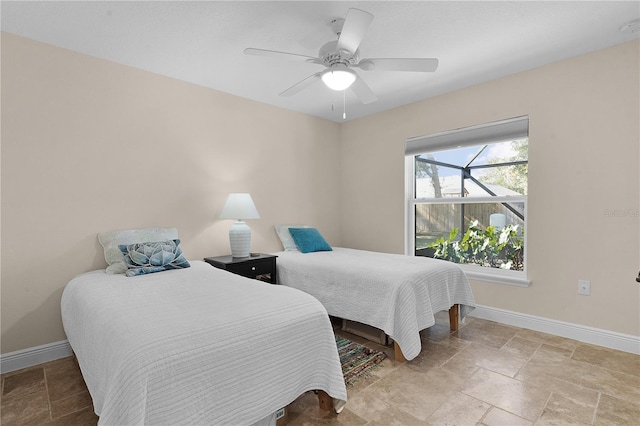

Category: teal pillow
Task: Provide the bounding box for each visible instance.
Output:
[288,228,332,254]
[118,239,190,277]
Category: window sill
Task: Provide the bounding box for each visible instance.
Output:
[458,264,531,287]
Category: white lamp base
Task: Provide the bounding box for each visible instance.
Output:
[229,220,251,258]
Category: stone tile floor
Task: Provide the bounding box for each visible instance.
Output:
[2,313,639,425]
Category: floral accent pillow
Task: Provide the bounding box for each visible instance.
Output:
[99,227,178,274]
[118,239,190,277]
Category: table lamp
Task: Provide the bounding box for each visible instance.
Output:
[218,193,260,258]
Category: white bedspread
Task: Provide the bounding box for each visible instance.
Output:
[275,248,476,361]
[61,261,347,425]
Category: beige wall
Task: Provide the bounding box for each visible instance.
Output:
[2,33,638,355]
[1,33,341,353]
[340,40,640,337]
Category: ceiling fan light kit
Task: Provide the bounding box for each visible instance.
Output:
[321,64,356,90]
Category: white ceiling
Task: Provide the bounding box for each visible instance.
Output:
[2,1,639,122]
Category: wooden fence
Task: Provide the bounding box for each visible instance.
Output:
[415,202,524,240]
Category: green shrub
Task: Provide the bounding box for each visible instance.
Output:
[428,220,524,271]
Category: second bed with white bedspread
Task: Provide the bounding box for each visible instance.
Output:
[275,248,476,361]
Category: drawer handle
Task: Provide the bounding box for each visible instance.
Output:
[251,266,256,271]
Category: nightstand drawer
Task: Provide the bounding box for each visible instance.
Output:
[227,259,273,277]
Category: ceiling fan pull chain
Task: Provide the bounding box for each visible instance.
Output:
[343,90,346,120]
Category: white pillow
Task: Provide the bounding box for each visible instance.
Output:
[275,225,310,251]
[98,227,179,274]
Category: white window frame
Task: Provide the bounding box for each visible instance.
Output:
[404,116,531,287]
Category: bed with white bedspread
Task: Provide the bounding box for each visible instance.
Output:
[275,248,476,361]
[61,260,347,425]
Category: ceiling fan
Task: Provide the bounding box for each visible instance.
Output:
[244,8,439,105]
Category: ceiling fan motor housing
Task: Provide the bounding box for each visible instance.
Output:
[319,40,359,67]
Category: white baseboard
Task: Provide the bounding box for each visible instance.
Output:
[469,305,640,355]
[1,340,72,374]
[2,308,638,373]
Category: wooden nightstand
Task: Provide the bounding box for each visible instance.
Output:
[204,254,278,284]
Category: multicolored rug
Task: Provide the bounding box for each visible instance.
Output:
[336,336,387,386]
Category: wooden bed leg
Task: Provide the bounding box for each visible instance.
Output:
[449,304,460,332]
[394,341,406,363]
[317,390,332,411]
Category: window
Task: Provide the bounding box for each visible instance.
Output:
[405,116,529,286]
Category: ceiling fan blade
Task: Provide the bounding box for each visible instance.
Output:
[279,72,323,97]
[356,58,439,72]
[336,8,374,55]
[244,48,322,64]
[349,75,377,104]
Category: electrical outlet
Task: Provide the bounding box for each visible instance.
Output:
[578,280,591,295]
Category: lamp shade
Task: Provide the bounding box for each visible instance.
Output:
[321,64,356,91]
[218,193,260,220]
